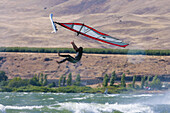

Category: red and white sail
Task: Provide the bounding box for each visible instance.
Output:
[50,14,129,48]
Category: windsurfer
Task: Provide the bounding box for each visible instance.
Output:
[56,41,83,64]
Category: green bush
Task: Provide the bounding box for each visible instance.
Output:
[0,81,9,87]
[56,86,96,93]
[114,87,128,93]
[0,71,8,82]
[135,85,140,90]
[29,76,41,86]
[14,86,51,92]
[121,73,126,87]
[150,75,162,90]
[103,74,109,87]
[48,82,56,88]
[8,77,29,88]
[1,86,13,92]
[114,111,123,113]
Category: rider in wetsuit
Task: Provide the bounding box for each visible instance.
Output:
[56,41,83,64]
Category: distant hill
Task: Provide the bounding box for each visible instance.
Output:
[0,0,170,49]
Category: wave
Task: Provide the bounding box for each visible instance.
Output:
[103,94,120,97]
[0,104,5,113]
[6,105,44,110]
[72,94,95,100]
[55,102,153,113]
[122,94,153,98]
[72,97,87,100]
[0,104,44,113]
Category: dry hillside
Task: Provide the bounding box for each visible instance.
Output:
[0,52,170,81]
[0,0,170,49]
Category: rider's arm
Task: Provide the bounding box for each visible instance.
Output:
[71,41,79,51]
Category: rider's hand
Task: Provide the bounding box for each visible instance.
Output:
[71,41,74,44]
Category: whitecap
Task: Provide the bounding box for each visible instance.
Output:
[133,94,153,97]
[48,98,54,100]
[104,94,119,97]
[0,104,6,113]
[72,97,86,100]
[23,92,29,95]
[4,96,10,99]
[85,94,95,98]
[42,98,54,101]
[4,105,44,110]
[53,93,67,95]
[71,94,95,100]
[122,94,153,98]
[55,102,153,113]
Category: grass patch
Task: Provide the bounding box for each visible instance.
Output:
[0,47,169,56]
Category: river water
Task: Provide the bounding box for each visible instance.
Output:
[0,92,170,113]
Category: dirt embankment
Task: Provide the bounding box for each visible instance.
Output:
[0,52,170,82]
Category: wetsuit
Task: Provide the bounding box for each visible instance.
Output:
[57,47,83,64]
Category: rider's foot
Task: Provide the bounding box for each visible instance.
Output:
[56,61,60,64]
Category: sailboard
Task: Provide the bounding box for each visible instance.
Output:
[49,14,129,48]
[49,14,57,33]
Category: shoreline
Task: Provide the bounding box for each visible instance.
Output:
[0,85,169,94]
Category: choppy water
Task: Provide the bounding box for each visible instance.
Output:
[0,92,170,113]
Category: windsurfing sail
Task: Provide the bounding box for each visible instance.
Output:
[50,14,129,48]
[104,88,108,94]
